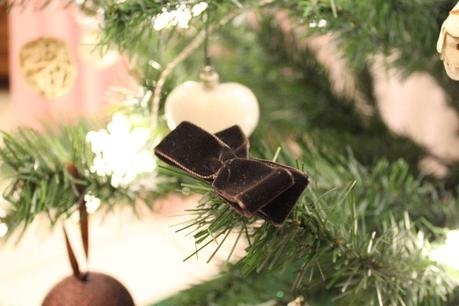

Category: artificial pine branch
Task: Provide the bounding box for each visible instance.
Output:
[7,0,456,77]
[167,143,458,305]
[215,15,426,171]
[0,123,176,238]
[2,1,459,305]
[153,265,300,306]
[1,121,453,305]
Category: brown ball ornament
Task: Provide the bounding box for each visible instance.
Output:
[42,272,135,306]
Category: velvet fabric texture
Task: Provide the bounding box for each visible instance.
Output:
[155,122,309,226]
[42,272,135,306]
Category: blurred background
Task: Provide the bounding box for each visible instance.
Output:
[1,1,459,306]
[0,6,8,123]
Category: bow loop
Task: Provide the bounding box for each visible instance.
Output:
[155,121,235,180]
[215,125,249,158]
[155,122,309,226]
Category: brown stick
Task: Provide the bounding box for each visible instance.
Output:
[79,198,89,261]
[66,162,90,266]
[63,226,82,279]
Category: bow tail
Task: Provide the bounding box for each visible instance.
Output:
[258,168,309,226]
[256,161,309,226]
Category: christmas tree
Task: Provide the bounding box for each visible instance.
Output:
[2,0,459,305]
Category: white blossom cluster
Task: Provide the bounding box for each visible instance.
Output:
[86,113,157,190]
[84,193,102,214]
[153,2,208,31]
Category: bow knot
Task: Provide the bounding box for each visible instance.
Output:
[155,122,309,226]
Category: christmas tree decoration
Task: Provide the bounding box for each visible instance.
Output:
[86,113,157,189]
[164,66,259,136]
[42,180,135,306]
[437,2,459,80]
[152,2,208,31]
[155,122,309,226]
[42,272,135,306]
[83,193,101,214]
[19,37,77,99]
[6,1,459,305]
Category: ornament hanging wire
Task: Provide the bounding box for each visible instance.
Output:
[204,8,212,67]
[149,0,275,130]
[149,9,238,130]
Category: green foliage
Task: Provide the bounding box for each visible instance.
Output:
[0,125,92,236]
[215,17,425,168]
[160,144,458,305]
[153,267,301,306]
[286,0,454,72]
[0,123,175,239]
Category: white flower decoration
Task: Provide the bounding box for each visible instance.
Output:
[84,193,102,214]
[86,113,157,189]
[153,2,208,31]
[192,2,208,17]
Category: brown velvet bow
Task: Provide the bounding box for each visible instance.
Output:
[154,122,309,226]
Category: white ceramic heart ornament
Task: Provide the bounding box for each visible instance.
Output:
[164,66,259,136]
[437,2,459,80]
